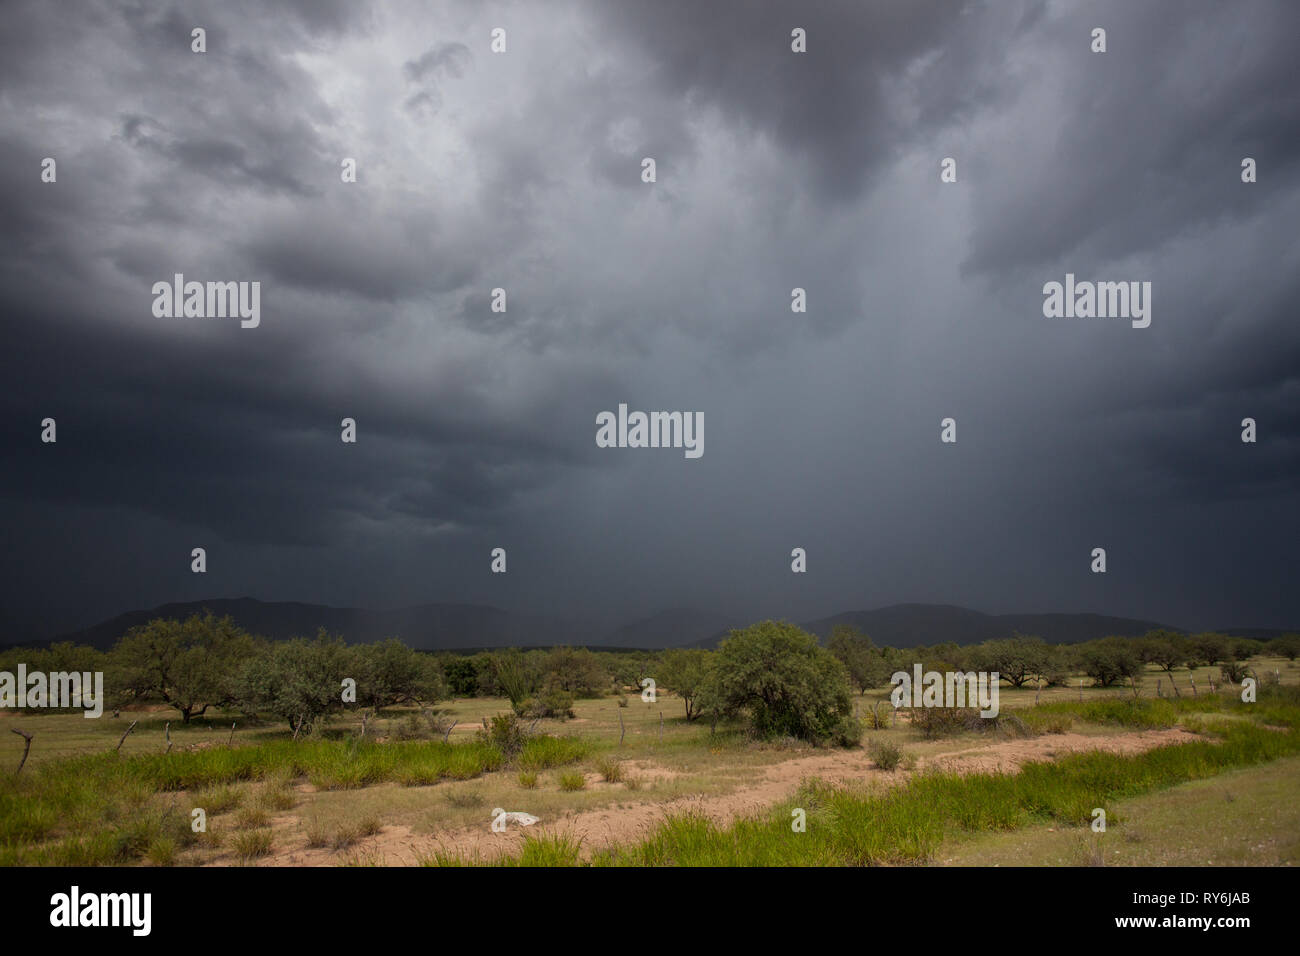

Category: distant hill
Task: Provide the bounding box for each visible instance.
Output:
[799,604,1168,648]
[685,603,1293,650]
[602,608,739,648]
[6,598,1293,653]
[33,597,579,652]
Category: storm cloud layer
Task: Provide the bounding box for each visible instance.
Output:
[2,0,1297,640]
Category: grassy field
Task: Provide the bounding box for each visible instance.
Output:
[458,682,1300,866]
[1,658,1296,866]
[937,754,1300,866]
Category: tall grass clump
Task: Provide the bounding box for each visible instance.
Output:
[558,771,586,791]
[867,738,904,771]
[518,736,590,771]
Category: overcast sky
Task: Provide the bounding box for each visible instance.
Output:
[2,0,1297,640]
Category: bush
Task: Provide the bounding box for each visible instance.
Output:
[701,621,857,745]
[1023,712,1073,735]
[595,756,624,783]
[517,771,539,789]
[233,807,270,829]
[194,784,243,816]
[558,771,586,792]
[829,715,863,748]
[351,639,445,709]
[518,736,590,770]
[445,789,486,809]
[1220,660,1250,684]
[304,818,329,848]
[1078,637,1144,688]
[868,739,904,771]
[515,689,576,719]
[255,785,297,812]
[332,816,382,849]
[910,707,982,739]
[231,829,273,861]
[392,711,442,740]
[658,648,713,719]
[479,713,527,757]
[145,837,177,866]
[973,634,1051,688]
[232,630,354,733]
[539,647,609,698]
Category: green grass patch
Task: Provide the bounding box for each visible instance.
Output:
[517,736,590,771]
[470,686,1300,866]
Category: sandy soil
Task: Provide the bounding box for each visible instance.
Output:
[232,726,1198,866]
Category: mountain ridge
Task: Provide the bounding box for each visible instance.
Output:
[3,597,1293,652]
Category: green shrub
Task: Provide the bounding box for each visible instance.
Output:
[518,736,590,771]
[558,771,586,791]
[701,620,856,743]
[868,738,904,771]
[515,689,576,720]
[595,756,624,783]
[255,785,297,811]
[517,771,539,789]
[479,712,527,756]
[194,784,244,816]
[231,829,273,861]
[910,706,983,739]
[445,788,487,809]
[332,816,382,849]
[234,807,270,829]
[498,835,583,867]
[830,715,863,748]
[304,818,329,848]
[145,836,177,866]
[1220,660,1250,684]
[1024,712,1073,735]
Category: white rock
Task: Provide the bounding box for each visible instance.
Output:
[492,809,539,827]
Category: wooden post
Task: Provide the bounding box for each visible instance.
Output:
[10,728,33,775]
[116,720,138,754]
[1035,677,1043,706]
[618,708,626,746]
[1156,678,1163,698]
[1189,676,1197,697]
[659,711,664,746]
[1078,679,1083,701]
[164,722,173,754]
[228,722,236,746]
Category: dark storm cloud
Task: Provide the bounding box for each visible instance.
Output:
[1,0,1297,640]
[959,0,1300,276]
[403,42,471,83]
[588,0,969,202]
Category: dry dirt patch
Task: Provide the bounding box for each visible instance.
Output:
[237,726,1197,866]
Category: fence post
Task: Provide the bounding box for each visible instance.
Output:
[116,720,138,754]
